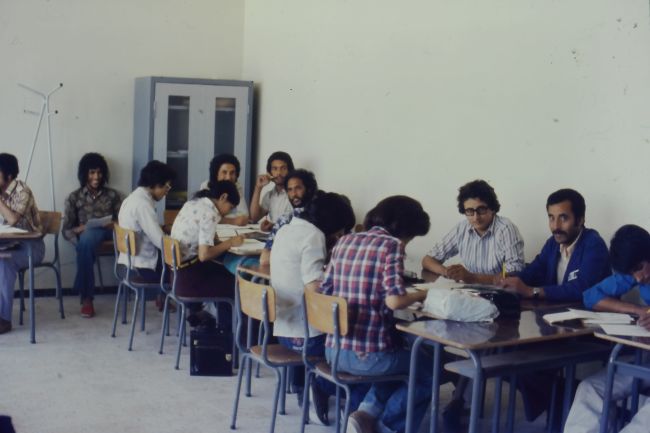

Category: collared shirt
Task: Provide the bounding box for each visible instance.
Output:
[0,179,42,232]
[62,186,122,241]
[556,230,583,284]
[199,180,249,218]
[270,217,326,338]
[264,207,303,250]
[171,197,222,262]
[320,226,406,352]
[427,215,525,275]
[117,187,164,270]
[583,273,650,310]
[260,186,292,223]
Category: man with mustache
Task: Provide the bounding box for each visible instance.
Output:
[499,188,611,423]
[501,188,610,301]
[250,151,294,231]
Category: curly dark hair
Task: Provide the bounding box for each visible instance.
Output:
[265,151,294,173]
[300,192,355,237]
[0,153,19,180]
[193,180,240,206]
[609,224,650,274]
[457,180,501,214]
[77,153,109,188]
[209,154,241,180]
[546,188,585,222]
[284,169,318,204]
[137,160,177,188]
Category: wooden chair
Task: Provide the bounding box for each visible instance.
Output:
[110,224,162,351]
[18,210,65,325]
[94,239,115,290]
[162,209,179,234]
[158,236,236,369]
[230,275,305,433]
[300,290,408,433]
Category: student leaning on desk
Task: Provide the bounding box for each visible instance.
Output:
[199,153,249,226]
[0,153,44,335]
[564,224,650,433]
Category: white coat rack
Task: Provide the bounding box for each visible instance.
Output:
[18,82,63,211]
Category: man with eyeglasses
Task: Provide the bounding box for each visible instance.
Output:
[422,179,525,284]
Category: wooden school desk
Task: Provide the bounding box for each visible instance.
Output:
[0,230,43,343]
[397,312,606,433]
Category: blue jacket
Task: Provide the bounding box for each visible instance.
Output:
[583,273,650,310]
[519,228,611,301]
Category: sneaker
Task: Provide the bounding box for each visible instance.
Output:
[81,299,95,318]
[347,410,376,433]
[0,318,12,335]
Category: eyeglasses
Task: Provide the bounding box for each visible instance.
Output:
[163,182,172,191]
[464,206,490,217]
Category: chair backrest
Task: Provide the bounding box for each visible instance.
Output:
[39,211,62,235]
[113,224,136,255]
[162,236,182,269]
[304,290,348,337]
[237,275,276,323]
[163,209,179,227]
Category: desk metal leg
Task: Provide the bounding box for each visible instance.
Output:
[600,343,624,433]
[505,375,517,433]
[468,350,484,433]
[405,336,424,433]
[491,377,503,433]
[562,364,576,427]
[631,349,642,416]
[28,242,35,344]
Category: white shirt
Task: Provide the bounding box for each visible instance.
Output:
[270,218,326,338]
[199,179,249,218]
[557,230,582,284]
[260,186,292,223]
[117,187,164,270]
[171,197,222,262]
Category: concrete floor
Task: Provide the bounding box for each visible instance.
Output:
[0,295,549,433]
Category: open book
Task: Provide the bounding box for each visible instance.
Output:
[543,309,634,325]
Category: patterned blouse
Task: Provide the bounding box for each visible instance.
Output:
[170,197,223,262]
[63,186,122,241]
[0,180,42,232]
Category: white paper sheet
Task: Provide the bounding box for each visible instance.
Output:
[600,324,650,337]
[0,224,28,234]
[229,239,265,255]
[85,215,112,229]
[543,309,634,324]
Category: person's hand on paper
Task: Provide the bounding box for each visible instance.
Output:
[446,264,473,283]
[499,276,534,298]
[260,219,274,232]
[638,309,650,331]
[229,235,245,248]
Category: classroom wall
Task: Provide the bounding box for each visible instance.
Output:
[0,0,245,286]
[242,0,650,269]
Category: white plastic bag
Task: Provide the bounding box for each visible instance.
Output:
[422,288,499,322]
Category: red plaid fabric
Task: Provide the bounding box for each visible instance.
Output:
[320,226,406,352]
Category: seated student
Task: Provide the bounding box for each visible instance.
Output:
[271,191,355,424]
[249,151,294,231]
[564,224,650,433]
[170,181,244,327]
[422,179,525,284]
[319,195,434,433]
[118,160,176,282]
[499,188,611,422]
[63,153,122,318]
[501,188,611,301]
[259,168,318,266]
[200,154,249,226]
[0,153,44,335]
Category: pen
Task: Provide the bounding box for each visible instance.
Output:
[501,263,506,279]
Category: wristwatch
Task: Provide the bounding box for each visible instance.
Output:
[532,287,541,300]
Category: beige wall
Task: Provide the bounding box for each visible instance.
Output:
[0,0,245,286]
[242,0,650,267]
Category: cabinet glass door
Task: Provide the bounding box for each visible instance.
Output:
[165,95,190,209]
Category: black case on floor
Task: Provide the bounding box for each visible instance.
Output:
[189,327,233,376]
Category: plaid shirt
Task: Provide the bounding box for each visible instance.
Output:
[320,226,406,352]
[264,207,303,250]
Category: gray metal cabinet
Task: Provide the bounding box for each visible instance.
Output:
[132,77,254,212]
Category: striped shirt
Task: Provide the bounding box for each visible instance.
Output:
[427,215,525,275]
[320,226,406,353]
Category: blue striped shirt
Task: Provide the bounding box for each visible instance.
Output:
[427,215,525,275]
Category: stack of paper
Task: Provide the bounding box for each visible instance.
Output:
[229,239,265,255]
[0,225,28,235]
[543,309,634,325]
[600,324,650,337]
